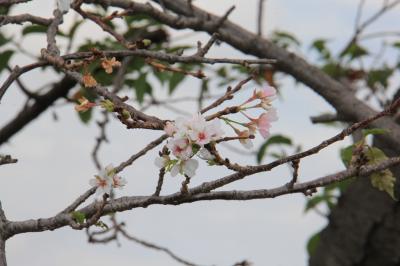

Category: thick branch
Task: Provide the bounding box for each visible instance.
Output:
[0,14,52,26]
[0,239,6,266]
[4,156,400,238]
[0,76,77,146]
[96,0,400,151]
[0,155,17,166]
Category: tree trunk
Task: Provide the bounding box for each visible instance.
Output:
[0,238,6,266]
[309,137,400,266]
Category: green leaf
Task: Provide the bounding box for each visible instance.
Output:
[362,128,388,137]
[216,66,228,78]
[71,211,86,224]
[93,70,113,86]
[393,41,400,49]
[271,30,300,48]
[22,25,48,35]
[321,62,344,78]
[310,39,331,60]
[126,74,152,104]
[78,107,92,124]
[307,231,320,256]
[365,147,387,163]
[325,178,353,194]
[340,43,368,60]
[0,33,8,47]
[0,6,10,15]
[364,147,396,199]
[100,99,114,112]
[95,220,109,229]
[340,145,354,167]
[257,135,292,163]
[367,68,394,89]
[169,72,185,95]
[304,195,327,213]
[153,69,170,85]
[370,169,396,200]
[0,50,13,73]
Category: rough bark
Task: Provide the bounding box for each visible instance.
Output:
[0,239,6,266]
[0,201,7,266]
[309,137,400,266]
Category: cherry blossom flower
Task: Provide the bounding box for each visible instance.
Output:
[82,73,97,88]
[236,129,254,149]
[167,137,193,160]
[242,85,277,108]
[170,159,199,177]
[164,121,176,136]
[253,85,276,100]
[89,164,126,195]
[244,108,278,139]
[154,155,171,168]
[75,97,96,112]
[101,57,121,74]
[173,117,191,137]
[161,113,224,177]
[207,119,224,140]
[187,113,224,145]
[112,175,127,190]
[198,148,215,160]
[89,165,113,196]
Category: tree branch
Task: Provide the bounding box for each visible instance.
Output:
[0,155,17,166]
[4,155,400,238]
[96,0,400,151]
[0,76,77,146]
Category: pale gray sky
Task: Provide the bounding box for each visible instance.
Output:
[1,1,399,265]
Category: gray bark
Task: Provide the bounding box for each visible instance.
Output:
[309,137,400,266]
[0,239,6,266]
[0,201,7,266]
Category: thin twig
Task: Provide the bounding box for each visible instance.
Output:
[257,0,266,36]
[119,227,204,266]
[0,155,17,166]
[114,134,168,173]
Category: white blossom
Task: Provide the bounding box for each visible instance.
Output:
[112,175,127,190]
[170,159,199,177]
[89,164,126,195]
[155,155,169,168]
[167,136,193,160]
[187,113,224,146]
[198,148,215,160]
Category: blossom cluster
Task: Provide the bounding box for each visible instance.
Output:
[155,113,224,177]
[156,84,279,178]
[89,164,127,196]
[228,85,278,149]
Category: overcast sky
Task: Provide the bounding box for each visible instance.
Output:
[1,1,399,266]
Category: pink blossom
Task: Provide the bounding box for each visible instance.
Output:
[242,85,277,107]
[89,164,127,195]
[254,85,276,99]
[187,113,223,145]
[164,121,176,136]
[167,137,193,160]
[238,129,254,149]
[245,108,278,139]
[112,175,127,189]
[154,155,171,168]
